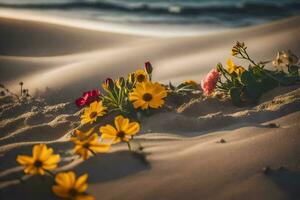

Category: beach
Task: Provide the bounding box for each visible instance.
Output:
[0,10,300,200]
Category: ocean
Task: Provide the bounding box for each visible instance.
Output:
[0,0,299,28]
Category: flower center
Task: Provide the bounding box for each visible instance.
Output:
[34,160,43,168]
[117,131,125,138]
[142,93,153,102]
[83,143,90,149]
[89,111,97,119]
[137,74,145,82]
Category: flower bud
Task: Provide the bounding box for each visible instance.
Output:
[144,61,153,74]
[116,77,125,89]
[102,78,114,90]
[128,73,135,84]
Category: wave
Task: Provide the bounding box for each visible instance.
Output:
[0,1,299,17]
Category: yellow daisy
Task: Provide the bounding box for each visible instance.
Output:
[100,115,140,144]
[129,81,167,110]
[16,144,60,175]
[227,59,245,76]
[81,101,106,125]
[72,131,110,160]
[52,171,94,200]
[134,69,149,83]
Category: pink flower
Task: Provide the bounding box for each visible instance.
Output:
[75,89,100,107]
[201,69,220,96]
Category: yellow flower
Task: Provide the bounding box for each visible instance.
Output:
[231,48,239,56]
[227,59,245,76]
[81,101,106,125]
[100,115,140,144]
[71,130,110,160]
[52,171,94,200]
[134,69,149,83]
[231,41,246,56]
[129,81,167,110]
[16,144,60,175]
[235,66,246,75]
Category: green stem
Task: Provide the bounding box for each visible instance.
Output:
[18,176,25,184]
[127,141,132,151]
[45,169,55,178]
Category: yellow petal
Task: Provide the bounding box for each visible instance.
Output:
[101,133,117,142]
[74,173,88,192]
[43,164,58,170]
[24,165,36,174]
[55,172,76,189]
[32,144,44,159]
[74,194,95,200]
[39,146,54,161]
[43,154,60,166]
[38,167,46,175]
[99,125,117,136]
[133,100,146,109]
[90,143,110,153]
[125,122,140,135]
[52,185,70,198]
[16,155,34,165]
[227,59,234,67]
[74,146,91,160]
[114,115,129,132]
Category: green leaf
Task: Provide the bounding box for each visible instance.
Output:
[240,71,256,85]
[229,87,242,106]
[244,83,261,102]
[169,82,176,90]
[288,65,299,76]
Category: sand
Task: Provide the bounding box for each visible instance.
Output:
[0,12,300,200]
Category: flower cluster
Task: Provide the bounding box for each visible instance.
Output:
[15,62,171,200]
[15,46,298,199]
[201,41,300,106]
[17,144,94,200]
[79,62,168,123]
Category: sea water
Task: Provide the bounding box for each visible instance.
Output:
[0,0,299,28]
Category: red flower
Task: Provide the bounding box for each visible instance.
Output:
[75,89,100,107]
[201,69,220,96]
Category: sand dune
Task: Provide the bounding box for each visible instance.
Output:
[0,15,300,101]
[0,13,300,200]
